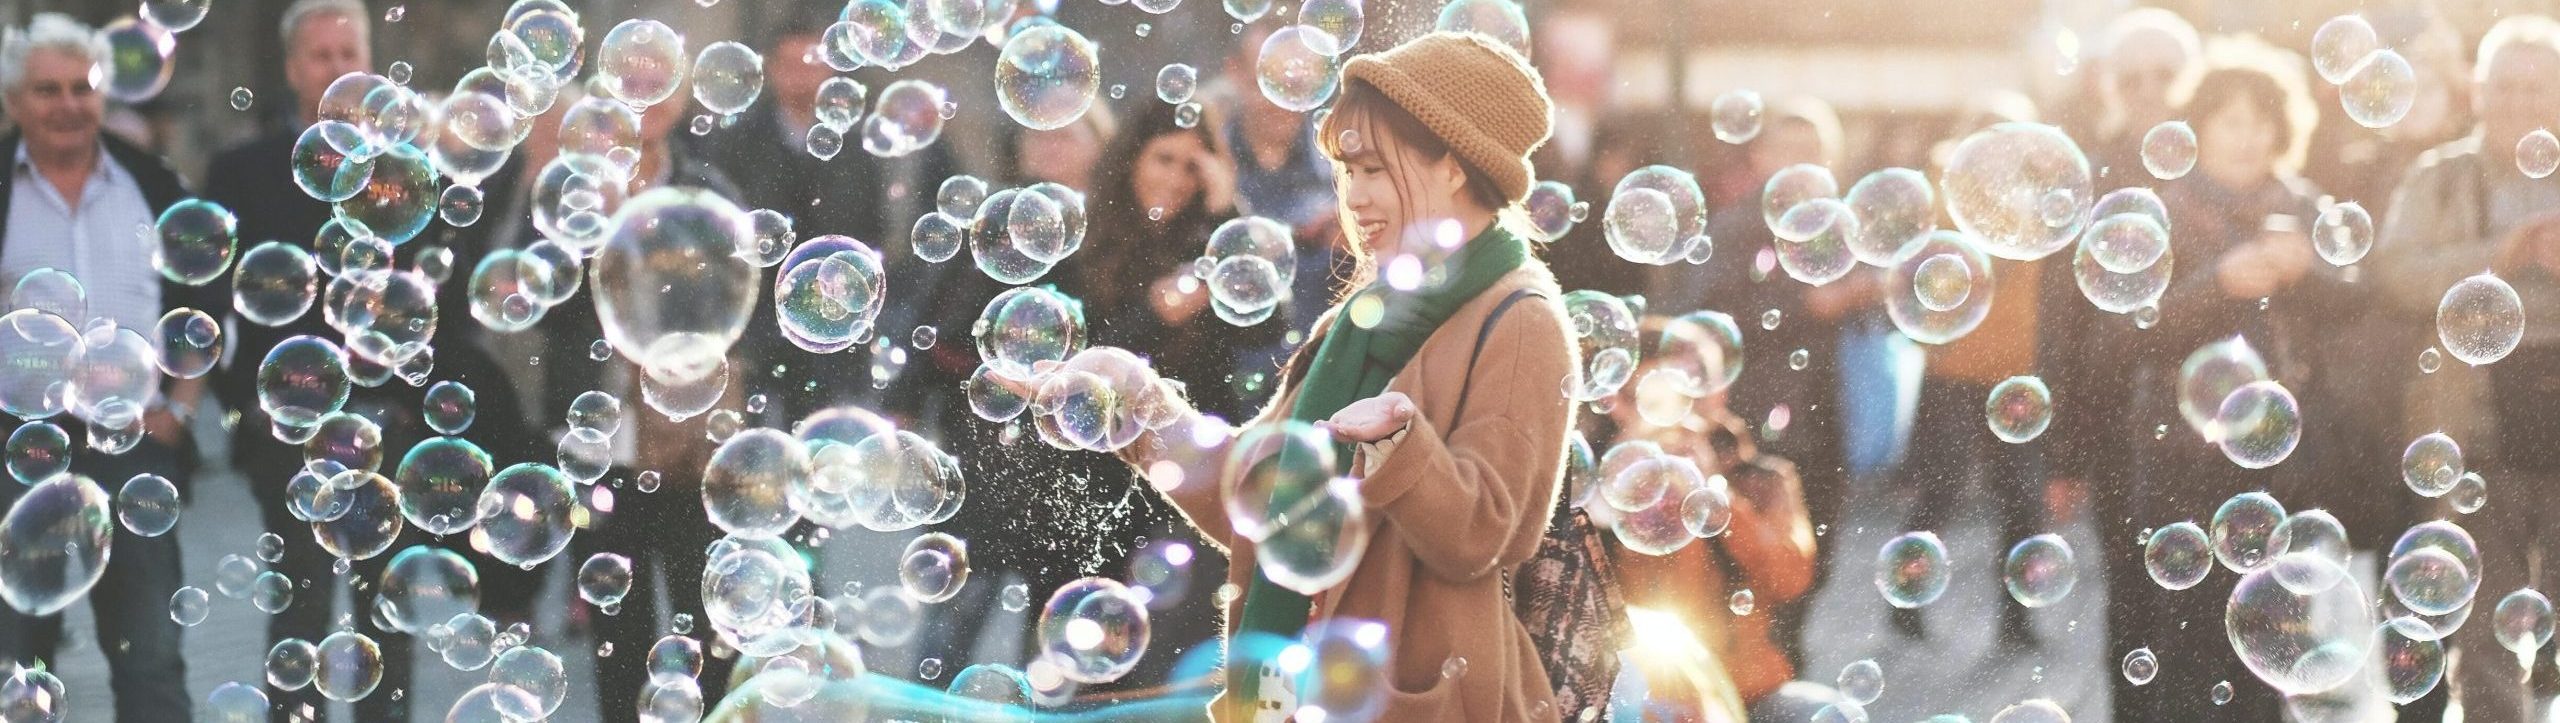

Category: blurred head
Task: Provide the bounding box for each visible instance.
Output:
[769,31,828,121]
[1010,103,1115,189]
[639,82,691,142]
[281,0,371,118]
[1748,96,1841,177]
[1092,102,1223,236]
[2099,8,2202,133]
[2475,16,2560,161]
[2,14,105,160]
[2177,38,2315,188]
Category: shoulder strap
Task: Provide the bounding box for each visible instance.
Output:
[1447,288,1547,428]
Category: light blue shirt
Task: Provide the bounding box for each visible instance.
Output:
[1,140,162,358]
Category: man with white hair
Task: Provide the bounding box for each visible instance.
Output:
[2374,14,2560,722]
[0,13,201,722]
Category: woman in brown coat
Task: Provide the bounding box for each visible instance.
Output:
[1007,32,1574,721]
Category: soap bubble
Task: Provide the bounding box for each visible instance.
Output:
[1762,164,1839,238]
[2277,509,2353,568]
[703,429,812,539]
[2177,336,2268,441]
[395,436,495,536]
[992,24,1100,131]
[1772,199,1861,286]
[2340,49,2418,129]
[2003,534,2077,608]
[1260,477,1372,594]
[257,336,352,428]
[912,212,966,264]
[0,475,111,615]
[692,41,766,115]
[422,381,477,435]
[316,630,385,701]
[116,473,181,537]
[97,18,178,103]
[1155,63,1198,105]
[1433,0,1531,55]
[973,286,1086,380]
[1985,376,2052,443]
[1605,166,1706,265]
[2211,491,2290,573]
[529,154,631,257]
[1843,167,1935,266]
[1522,181,1582,242]
[1038,577,1151,684]
[232,242,320,326]
[2226,553,2374,696]
[2145,521,2212,590]
[593,187,759,382]
[702,535,812,655]
[577,552,633,607]
[2313,200,2374,266]
[313,470,403,560]
[2380,618,2446,703]
[1563,291,1640,401]
[291,122,378,202]
[1886,231,1996,344]
[773,236,888,354]
[597,19,688,108]
[490,646,569,717]
[379,546,480,634]
[2311,15,2379,84]
[641,361,729,421]
[861,79,948,157]
[2122,647,2157,686]
[2437,273,2524,366]
[1941,123,2091,260]
[334,143,438,246]
[1256,26,1344,112]
[1875,531,1951,608]
[0,310,81,420]
[1203,216,1296,314]
[473,463,577,567]
[744,209,796,267]
[2140,121,2198,180]
[2388,522,2482,617]
[2214,381,2302,469]
[5,422,67,485]
[441,612,501,670]
[2493,589,2556,655]
[900,532,970,603]
[2072,213,2174,313]
[1009,182,1088,264]
[1711,90,1764,144]
[1656,310,1745,395]
[154,199,239,285]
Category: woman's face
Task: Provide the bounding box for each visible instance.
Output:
[2195,99,2278,189]
[1332,125,1467,254]
[1133,132,1207,220]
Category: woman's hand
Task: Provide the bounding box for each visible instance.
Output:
[1321,392,1416,443]
[984,360,1061,399]
[1195,146,1238,215]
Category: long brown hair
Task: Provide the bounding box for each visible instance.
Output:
[1075,101,1225,316]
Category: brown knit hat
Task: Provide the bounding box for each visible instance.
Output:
[1329,31,1554,203]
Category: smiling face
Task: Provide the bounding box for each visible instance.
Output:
[1322,86,1481,257]
[8,47,103,161]
[285,10,368,119]
[2195,98,2278,190]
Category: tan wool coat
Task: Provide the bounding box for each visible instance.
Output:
[1129,260,1578,722]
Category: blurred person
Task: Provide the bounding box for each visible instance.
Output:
[0,13,204,721]
[1002,32,1572,721]
[2111,38,2347,722]
[1548,112,1674,296]
[2301,8,2470,221]
[526,80,751,723]
[1529,4,1615,191]
[1595,318,1817,721]
[2371,15,2560,721]
[999,101,1116,191]
[2086,7,2201,190]
[1223,22,1345,399]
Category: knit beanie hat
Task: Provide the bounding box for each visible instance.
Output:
[1331,31,1554,203]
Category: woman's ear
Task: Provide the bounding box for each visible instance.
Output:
[1436,153,1470,198]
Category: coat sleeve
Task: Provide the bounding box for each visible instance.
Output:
[1355,300,1575,583]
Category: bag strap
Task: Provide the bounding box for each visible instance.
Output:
[1447,288,1546,427]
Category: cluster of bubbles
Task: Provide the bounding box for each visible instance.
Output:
[1581,437,1732,558]
[1602,165,1709,266]
[2312,15,2421,129]
[1220,422,1374,592]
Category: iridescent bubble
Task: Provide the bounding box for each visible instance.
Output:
[578,552,633,607]
[691,41,766,115]
[2178,336,2269,441]
[568,390,624,435]
[153,199,239,285]
[1008,182,1088,264]
[1762,164,1839,238]
[379,546,480,634]
[1843,168,1934,266]
[0,667,63,721]
[1038,577,1151,684]
[900,532,970,603]
[394,436,495,536]
[2340,49,2418,129]
[438,184,487,227]
[2310,15,2379,84]
[593,187,759,382]
[2227,553,2373,696]
[2122,647,2158,686]
[2520,130,2560,179]
[2437,273,2524,366]
[1260,477,1373,593]
[702,536,813,654]
[1772,199,1860,286]
[1711,89,1763,144]
[316,630,385,702]
[1563,291,1640,402]
[2145,521,2213,590]
[1835,658,1883,705]
[473,463,578,567]
[2214,380,2302,469]
[292,122,378,203]
[142,0,211,32]
[2313,200,2374,266]
[994,24,1100,131]
[302,411,384,475]
[4,422,67,485]
[2141,121,2198,180]
[1521,181,1581,243]
[2381,618,2446,703]
[267,638,318,690]
[1203,216,1295,314]
[97,18,178,102]
[257,336,351,428]
[909,212,966,266]
[335,142,438,246]
[1885,231,1995,344]
[113,472,182,538]
[647,633,703,680]
[2003,533,2077,608]
[2212,492,2290,574]
[2389,522,2482,617]
[445,683,541,723]
[313,470,404,560]
[744,209,796,267]
[2277,509,2353,568]
[597,19,688,108]
[1875,531,1951,608]
[1657,310,1745,395]
[704,429,811,539]
[773,236,887,353]
[1432,0,1531,55]
[490,645,569,717]
[169,585,210,626]
[232,242,320,326]
[0,310,81,420]
[641,361,729,421]
[862,79,948,158]
[250,570,294,613]
[1941,123,2091,261]
[1680,482,1732,539]
[1605,166,1706,265]
[2449,472,2488,514]
[419,380,477,436]
[973,286,1086,379]
[2072,214,2173,313]
[2493,588,2555,655]
[1984,376,2052,443]
[441,612,501,670]
[1155,63,1199,105]
[1256,26,1343,112]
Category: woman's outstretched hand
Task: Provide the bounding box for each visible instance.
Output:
[1321,391,1416,443]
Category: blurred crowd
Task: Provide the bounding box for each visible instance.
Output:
[6,0,2560,721]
